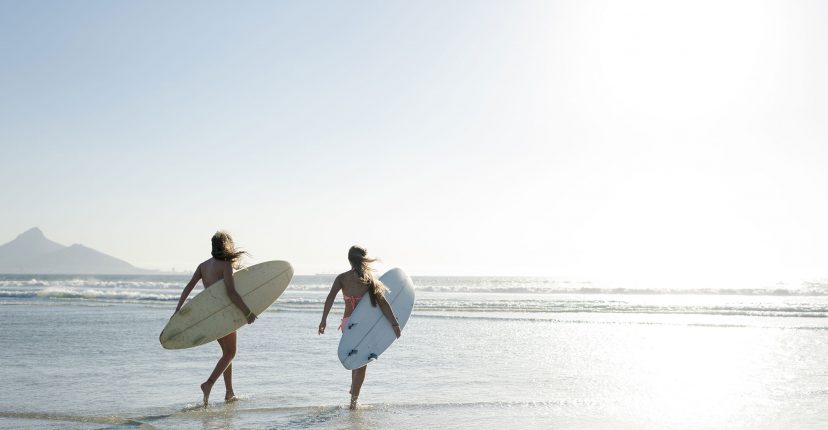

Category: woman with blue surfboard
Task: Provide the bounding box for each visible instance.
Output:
[318,246,403,410]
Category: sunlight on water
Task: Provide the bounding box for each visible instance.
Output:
[631,328,764,427]
[0,276,826,429]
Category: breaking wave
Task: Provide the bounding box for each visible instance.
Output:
[1,275,827,318]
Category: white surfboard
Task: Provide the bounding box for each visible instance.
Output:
[159,260,293,349]
[338,268,415,370]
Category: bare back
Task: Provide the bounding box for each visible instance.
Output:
[339,270,371,317]
[200,258,230,288]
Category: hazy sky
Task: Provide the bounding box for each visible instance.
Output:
[2,1,827,285]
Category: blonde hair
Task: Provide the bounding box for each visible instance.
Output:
[211,231,247,269]
[348,245,387,307]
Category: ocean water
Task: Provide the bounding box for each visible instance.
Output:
[0,274,827,429]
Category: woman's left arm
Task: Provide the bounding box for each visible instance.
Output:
[319,275,342,335]
[175,265,202,313]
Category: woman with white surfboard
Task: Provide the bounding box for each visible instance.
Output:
[318,246,402,409]
[173,231,257,406]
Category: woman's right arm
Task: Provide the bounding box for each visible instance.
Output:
[318,275,342,335]
[222,260,256,324]
[376,293,402,338]
[175,265,202,313]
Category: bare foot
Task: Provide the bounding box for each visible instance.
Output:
[349,395,358,410]
[225,393,238,402]
[200,381,214,406]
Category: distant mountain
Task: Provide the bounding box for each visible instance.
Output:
[0,227,156,274]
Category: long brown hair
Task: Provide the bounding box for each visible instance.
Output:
[211,231,247,269]
[348,245,387,307]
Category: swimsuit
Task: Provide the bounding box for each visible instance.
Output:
[338,294,363,331]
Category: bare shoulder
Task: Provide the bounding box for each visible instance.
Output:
[337,270,358,284]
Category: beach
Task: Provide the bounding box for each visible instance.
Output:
[1,275,827,429]
[4,1,828,428]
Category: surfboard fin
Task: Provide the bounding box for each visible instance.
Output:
[368,353,378,362]
[347,322,357,329]
[348,349,358,356]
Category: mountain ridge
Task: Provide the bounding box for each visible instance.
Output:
[0,228,156,275]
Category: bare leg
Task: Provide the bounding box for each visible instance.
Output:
[201,332,237,406]
[223,363,237,401]
[350,365,367,410]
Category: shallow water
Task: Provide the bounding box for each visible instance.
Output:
[1,276,827,429]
